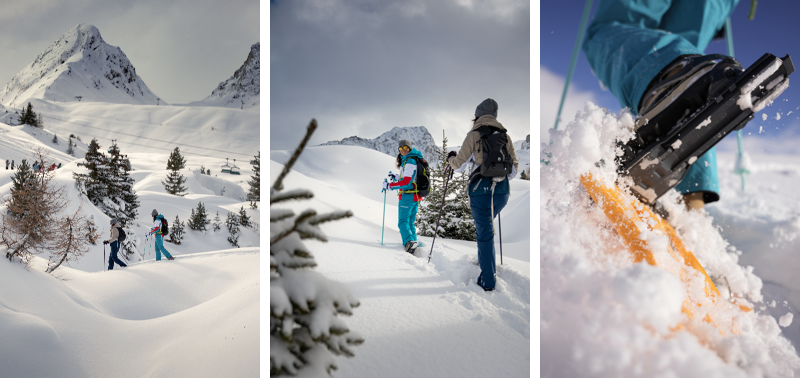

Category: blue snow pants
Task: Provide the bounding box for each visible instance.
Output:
[469,178,510,291]
[398,195,419,248]
[154,234,173,260]
[108,241,127,270]
[582,0,739,201]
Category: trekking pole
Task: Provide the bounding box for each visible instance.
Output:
[381,179,388,246]
[428,166,454,263]
[103,243,106,271]
[499,214,503,265]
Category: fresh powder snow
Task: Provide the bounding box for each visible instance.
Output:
[541,102,800,377]
[270,143,531,377]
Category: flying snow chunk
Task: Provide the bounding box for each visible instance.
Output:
[763,113,768,121]
[780,313,794,327]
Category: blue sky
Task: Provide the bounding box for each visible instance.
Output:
[540,1,800,153]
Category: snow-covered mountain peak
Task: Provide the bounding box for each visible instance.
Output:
[320,125,442,164]
[198,42,259,109]
[0,24,163,106]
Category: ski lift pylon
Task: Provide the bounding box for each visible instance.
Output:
[221,158,232,173]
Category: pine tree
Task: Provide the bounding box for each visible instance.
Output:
[212,211,222,232]
[238,206,250,228]
[107,147,139,227]
[18,102,38,127]
[270,119,362,376]
[74,139,111,203]
[225,212,240,247]
[162,147,187,196]
[7,160,37,219]
[66,138,75,156]
[52,134,58,144]
[188,202,210,232]
[416,134,476,241]
[170,215,185,244]
[247,151,260,209]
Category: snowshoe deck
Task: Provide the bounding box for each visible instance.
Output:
[618,53,794,205]
[580,173,751,339]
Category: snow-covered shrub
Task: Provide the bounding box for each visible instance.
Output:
[271,119,363,377]
[225,212,240,247]
[170,215,185,244]
[188,202,210,232]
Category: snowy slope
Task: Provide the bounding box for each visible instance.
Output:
[0,24,163,106]
[189,42,259,109]
[540,102,800,377]
[271,145,530,377]
[0,249,259,377]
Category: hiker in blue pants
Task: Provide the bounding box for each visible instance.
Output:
[103,218,127,270]
[582,0,741,210]
[383,139,425,255]
[447,99,519,291]
[147,209,174,261]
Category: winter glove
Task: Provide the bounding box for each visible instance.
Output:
[103,240,109,245]
[447,151,457,162]
[382,181,390,191]
[388,172,399,182]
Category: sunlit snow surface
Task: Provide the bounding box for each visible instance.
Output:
[541,102,800,377]
[271,145,531,377]
[0,99,259,376]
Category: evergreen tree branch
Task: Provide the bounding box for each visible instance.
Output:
[272,119,317,192]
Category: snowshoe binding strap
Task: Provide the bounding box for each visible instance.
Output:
[618,53,794,205]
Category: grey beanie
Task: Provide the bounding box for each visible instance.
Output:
[151,209,159,217]
[398,139,412,150]
[475,98,499,118]
[110,218,117,225]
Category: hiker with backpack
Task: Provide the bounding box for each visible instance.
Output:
[103,218,128,270]
[383,139,428,255]
[446,98,519,291]
[147,209,174,261]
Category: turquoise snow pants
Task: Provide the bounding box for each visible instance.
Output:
[397,195,419,248]
[583,0,739,202]
[154,234,173,260]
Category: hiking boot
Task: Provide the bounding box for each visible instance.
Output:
[404,241,418,255]
[167,256,175,260]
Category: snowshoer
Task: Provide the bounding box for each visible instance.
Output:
[582,0,788,211]
[447,98,519,291]
[5,160,8,170]
[147,209,174,261]
[10,160,14,169]
[384,139,424,255]
[32,162,38,172]
[49,163,56,171]
[103,218,128,270]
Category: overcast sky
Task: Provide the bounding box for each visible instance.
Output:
[270,0,530,151]
[0,0,259,104]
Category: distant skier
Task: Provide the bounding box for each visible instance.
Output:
[147,209,175,261]
[383,140,425,255]
[447,98,519,292]
[5,160,8,170]
[10,160,14,169]
[103,218,128,270]
[582,0,745,210]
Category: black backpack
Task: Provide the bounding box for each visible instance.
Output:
[404,156,431,198]
[117,227,126,243]
[160,217,169,236]
[473,126,513,180]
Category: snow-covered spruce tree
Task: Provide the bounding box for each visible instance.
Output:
[212,211,222,232]
[416,134,476,241]
[66,138,75,156]
[2,149,97,273]
[188,202,210,232]
[52,134,58,144]
[105,147,139,227]
[247,151,260,209]
[239,206,250,228]
[169,215,185,244]
[271,119,363,377]
[161,147,188,196]
[225,212,240,247]
[73,138,111,203]
[18,102,37,127]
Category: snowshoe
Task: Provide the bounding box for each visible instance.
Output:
[617,53,794,205]
[404,241,418,255]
